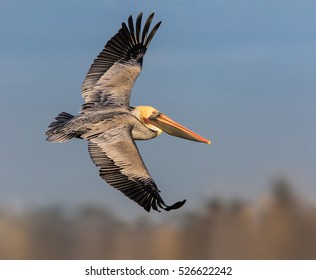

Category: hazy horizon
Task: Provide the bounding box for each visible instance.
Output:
[1,0,316,220]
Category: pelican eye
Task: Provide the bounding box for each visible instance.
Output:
[150,111,161,119]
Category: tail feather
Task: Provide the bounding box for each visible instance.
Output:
[46,112,75,142]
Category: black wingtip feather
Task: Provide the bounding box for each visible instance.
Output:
[141,12,154,45]
[107,12,161,65]
[144,21,162,49]
[139,187,186,213]
[135,13,142,44]
[163,200,187,211]
[127,15,136,45]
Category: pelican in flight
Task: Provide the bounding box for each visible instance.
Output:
[46,13,210,212]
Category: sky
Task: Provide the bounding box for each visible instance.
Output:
[1,0,316,219]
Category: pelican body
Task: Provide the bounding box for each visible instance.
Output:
[46,13,210,212]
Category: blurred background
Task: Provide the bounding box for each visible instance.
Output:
[1,0,316,259]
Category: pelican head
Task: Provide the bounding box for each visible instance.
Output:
[131,106,211,144]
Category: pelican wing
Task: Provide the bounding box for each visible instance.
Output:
[87,127,185,212]
[81,13,161,110]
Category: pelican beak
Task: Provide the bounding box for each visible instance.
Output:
[148,113,211,144]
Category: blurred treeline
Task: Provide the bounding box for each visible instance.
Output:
[1,179,316,259]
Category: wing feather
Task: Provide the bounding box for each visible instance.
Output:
[87,128,185,212]
[81,13,161,110]
[141,13,154,44]
[127,16,136,45]
[135,13,142,44]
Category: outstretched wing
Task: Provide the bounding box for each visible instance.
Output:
[81,12,161,110]
[87,127,185,212]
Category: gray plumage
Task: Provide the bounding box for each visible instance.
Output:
[46,13,185,212]
[81,13,161,110]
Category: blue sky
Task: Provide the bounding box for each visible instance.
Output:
[1,0,316,219]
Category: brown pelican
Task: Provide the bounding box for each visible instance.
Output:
[46,13,211,212]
